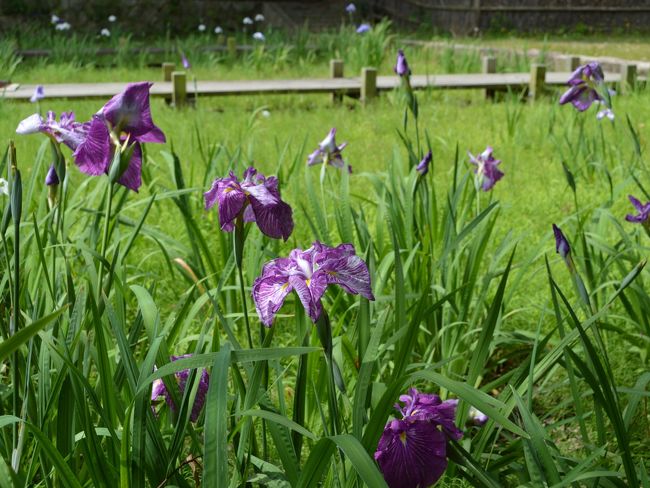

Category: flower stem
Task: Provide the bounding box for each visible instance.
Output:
[97,182,114,304]
[234,217,253,349]
[315,310,341,437]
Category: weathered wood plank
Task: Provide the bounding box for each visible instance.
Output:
[2,71,634,101]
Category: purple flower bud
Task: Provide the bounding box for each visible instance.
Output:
[151,354,210,422]
[45,165,59,186]
[356,23,370,34]
[346,3,357,13]
[552,224,571,259]
[181,52,191,70]
[416,150,432,176]
[30,85,45,103]
[394,49,411,78]
[252,242,374,326]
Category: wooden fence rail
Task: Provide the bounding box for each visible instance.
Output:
[1,61,640,106]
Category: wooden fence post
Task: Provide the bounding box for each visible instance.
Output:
[529,64,546,101]
[227,37,237,58]
[620,63,637,93]
[162,62,175,104]
[557,55,580,72]
[361,67,377,104]
[482,55,496,100]
[172,71,187,108]
[330,59,344,104]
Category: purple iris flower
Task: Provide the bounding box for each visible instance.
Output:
[204,167,294,241]
[45,165,59,186]
[559,62,605,112]
[416,150,432,176]
[468,146,504,191]
[73,82,166,192]
[346,3,357,13]
[356,23,371,34]
[30,85,45,103]
[181,52,191,70]
[151,354,210,422]
[307,128,350,172]
[446,399,488,427]
[625,195,650,227]
[252,241,374,326]
[394,50,411,78]
[375,388,462,488]
[16,111,87,151]
[552,224,571,259]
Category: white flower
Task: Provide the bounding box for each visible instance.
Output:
[108,15,117,22]
[100,28,111,37]
[255,14,265,22]
[243,17,253,25]
[16,113,43,135]
[51,14,60,24]
[252,32,265,41]
[55,22,71,31]
[0,179,9,196]
[214,26,223,34]
[198,24,206,32]
[597,108,615,121]
[261,110,271,118]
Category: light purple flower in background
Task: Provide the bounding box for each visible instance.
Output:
[625,195,650,227]
[51,14,60,24]
[596,107,615,121]
[198,24,206,32]
[243,17,254,25]
[108,15,117,22]
[181,52,191,69]
[73,82,166,191]
[469,146,503,191]
[151,354,210,422]
[307,128,350,172]
[100,28,111,37]
[253,32,265,42]
[374,388,462,488]
[394,49,411,77]
[552,224,571,259]
[45,165,59,186]
[204,167,294,241]
[416,150,432,176]
[214,26,223,34]
[30,85,45,103]
[356,23,371,34]
[255,13,265,22]
[559,62,605,112]
[447,399,488,427]
[55,22,71,31]
[346,3,357,13]
[252,242,374,326]
[0,179,8,196]
[16,111,87,151]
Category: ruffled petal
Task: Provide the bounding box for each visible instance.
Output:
[72,116,112,176]
[288,275,322,323]
[117,142,143,192]
[316,243,374,300]
[252,274,293,326]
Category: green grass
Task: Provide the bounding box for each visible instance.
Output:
[1,28,650,487]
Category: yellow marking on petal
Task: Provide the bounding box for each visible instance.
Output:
[224,187,234,193]
[326,270,337,276]
[400,432,407,445]
[281,283,289,290]
[305,279,311,286]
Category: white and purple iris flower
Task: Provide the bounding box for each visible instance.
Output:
[73,82,166,192]
[374,388,463,488]
[307,128,350,172]
[447,399,488,427]
[346,3,357,13]
[30,85,45,103]
[252,242,374,327]
[204,167,294,241]
[151,355,210,422]
[394,49,411,78]
[252,32,266,42]
[16,111,87,151]
[356,23,371,34]
[625,195,650,230]
[559,62,606,112]
[416,150,432,176]
[469,146,503,191]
